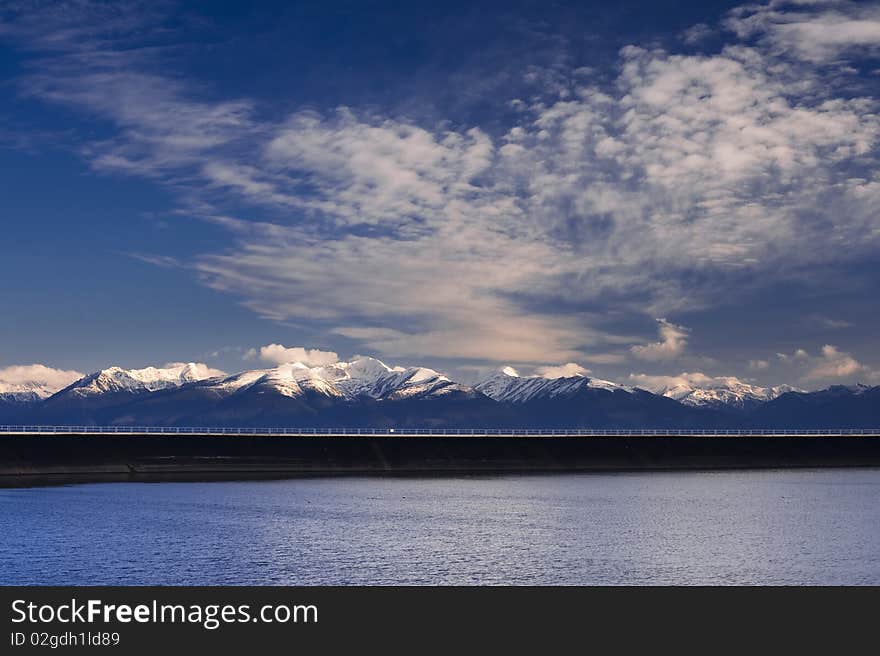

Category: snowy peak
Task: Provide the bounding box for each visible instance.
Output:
[327,358,473,401]
[18,354,835,413]
[473,368,523,401]
[59,362,225,398]
[329,357,396,399]
[475,367,632,403]
[197,357,473,402]
[825,383,873,395]
[344,356,395,382]
[368,366,471,400]
[258,363,344,399]
[0,365,86,404]
[0,383,56,405]
[657,380,798,410]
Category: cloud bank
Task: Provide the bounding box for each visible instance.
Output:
[2,0,879,380]
[251,344,340,367]
[0,364,84,392]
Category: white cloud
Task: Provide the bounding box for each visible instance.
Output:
[774,344,875,384]
[630,319,689,361]
[812,315,853,329]
[128,253,183,269]
[256,344,339,367]
[726,1,880,62]
[161,362,227,379]
[581,353,629,365]
[0,3,255,178]
[749,359,770,370]
[4,1,880,367]
[628,371,719,392]
[804,344,866,380]
[147,49,880,361]
[262,110,493,230]
[329,316,592,363]
[777,348,810,361]
[534,363,591,379]
[0,363,84,392]
[681,23,715,45]
[628,371,774,394]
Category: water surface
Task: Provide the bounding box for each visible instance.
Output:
[2,469,879,585]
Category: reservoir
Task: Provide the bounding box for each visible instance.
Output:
[2,469,879,585]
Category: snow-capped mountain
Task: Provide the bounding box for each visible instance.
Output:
[334,358,474,400]
[203,363,343,400]
[654,379,798,410]
[824,383,875,396]
[475,366,633,403]
[750,384,880,428]
[0,382,57,405]
[16,356,491,427]
[198,357,475,402]
[57,362,226,398]
[5,354,877,428]
[0,365,85,405]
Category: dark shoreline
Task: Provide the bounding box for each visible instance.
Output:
[3,433,880,487]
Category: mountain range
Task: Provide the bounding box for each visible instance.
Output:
[1,357,878,428]
[651,379,798,411]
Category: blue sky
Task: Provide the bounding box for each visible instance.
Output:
[1,0,879,391]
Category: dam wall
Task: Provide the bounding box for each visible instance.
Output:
[2,432,880,485]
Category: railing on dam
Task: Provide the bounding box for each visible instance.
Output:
[0,426,879,437]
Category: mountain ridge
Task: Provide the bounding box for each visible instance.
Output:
[655,380,799,410]
[2,358,878,428]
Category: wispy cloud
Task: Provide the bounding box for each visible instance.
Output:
[630,319,689,361]
[3,0,880,370]
[680,23,715,46]
[3,1,255,179]
[810,315,853,330]
[725,0,880,62]
[128,252,183,269]
[249,344,339,367]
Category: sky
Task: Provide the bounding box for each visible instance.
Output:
[1,0,879,391]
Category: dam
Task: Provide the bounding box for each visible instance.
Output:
[2,426,880,485]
